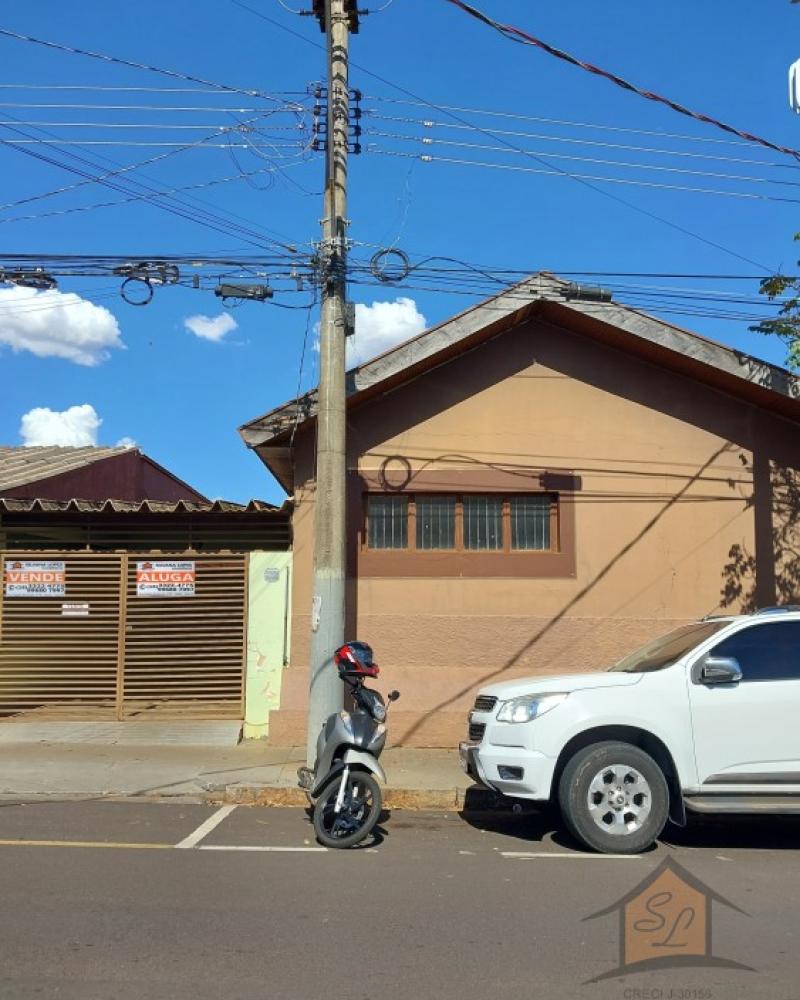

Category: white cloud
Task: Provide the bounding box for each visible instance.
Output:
[115,436,137,449]
[347,297,427,367]
[184,312,238,342]
[20,404,103,447]
[0,286,123,366]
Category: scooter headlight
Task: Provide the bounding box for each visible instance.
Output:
[372,703,387,723]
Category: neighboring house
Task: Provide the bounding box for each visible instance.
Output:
[240,273,800,748]
[0,445,208,503]
[0,445,293,739]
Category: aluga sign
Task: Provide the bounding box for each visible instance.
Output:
[136,561,196,598]
[5,560,66,597]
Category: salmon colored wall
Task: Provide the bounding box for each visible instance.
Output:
[270,318,800,747]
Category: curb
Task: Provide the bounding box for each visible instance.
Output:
[205,784,511,812]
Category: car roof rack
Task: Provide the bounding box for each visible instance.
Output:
[753,605,800,616]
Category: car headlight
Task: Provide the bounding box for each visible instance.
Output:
[496,693,568,723]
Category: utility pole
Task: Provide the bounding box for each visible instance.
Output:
[306,0,357,764]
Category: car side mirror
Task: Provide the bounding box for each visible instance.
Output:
[388,690,400,702]
[698,656,742,685]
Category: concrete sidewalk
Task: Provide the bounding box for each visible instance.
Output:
[0,742,485,809]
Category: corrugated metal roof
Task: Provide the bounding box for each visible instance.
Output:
[0,445,132,491]
[0,497,288,516]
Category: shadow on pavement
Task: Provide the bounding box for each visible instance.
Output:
[457,802,589,851]
[664,813,800,851]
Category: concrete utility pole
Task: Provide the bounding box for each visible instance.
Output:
[306,0,356,764]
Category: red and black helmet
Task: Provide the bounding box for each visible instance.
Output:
[334,641,379,679]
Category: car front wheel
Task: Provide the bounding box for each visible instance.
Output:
[558,741,669,854]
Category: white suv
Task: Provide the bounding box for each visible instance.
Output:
[459,608,800,853]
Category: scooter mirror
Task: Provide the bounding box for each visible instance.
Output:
[388,690,400,702]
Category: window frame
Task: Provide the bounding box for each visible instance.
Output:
[364,492,559,555]
[353,469,578,580]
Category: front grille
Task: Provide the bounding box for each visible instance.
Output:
[468,721,486,742]
[473,695,497,713]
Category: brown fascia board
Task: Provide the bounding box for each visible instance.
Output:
[239,273,800,490]
[239,276,548,448]
[538,298,800,423]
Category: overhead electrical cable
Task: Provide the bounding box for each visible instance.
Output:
[0,114,302,251]
[0,113,285,213]
[0,103,284,112]
[0,84,307,94]
[442,0,800,162]
[365,113,799,168]
[0,26,299,106]
[366,132,800,187]
[231,0,773,271]
[365,97,767,149]
[0,164,305,224]
[368,148,800,205]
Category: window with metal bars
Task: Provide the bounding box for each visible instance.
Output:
[364,494,556,552]
[366,495,408,549]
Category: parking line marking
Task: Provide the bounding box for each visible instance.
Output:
[175,805,237,849]
[501,851,641,860]
[199,845,327,853]
[0,839,172,850]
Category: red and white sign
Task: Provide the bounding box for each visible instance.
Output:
[5,560,66,598]
[136,560,196,597]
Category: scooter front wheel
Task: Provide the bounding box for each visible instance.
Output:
[312,769,382,849]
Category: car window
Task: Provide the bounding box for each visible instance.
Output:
[710,621,800,682]
[609,621,728,673]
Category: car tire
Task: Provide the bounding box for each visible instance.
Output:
[558,741,669,854]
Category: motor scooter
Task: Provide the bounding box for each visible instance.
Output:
[297,642,399,848]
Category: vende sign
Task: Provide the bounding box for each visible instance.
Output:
[5,560,66,597]
[136,560,196,597]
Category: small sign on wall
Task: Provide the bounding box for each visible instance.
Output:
[136,560,196,597]
[4,560,66,597]
[62,602,89,617]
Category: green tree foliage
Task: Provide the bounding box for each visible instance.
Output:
[752,246,800,370]
[753,0,800,366]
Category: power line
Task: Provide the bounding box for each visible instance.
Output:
[0,27,298,105]
[0,163,307,224]
[364,97,766,149]
[0,102,289,112]
[0,121,308,131]
[367,132,800,188]
[0,114,282,213]
[231,0,774,271]
[443,0,800,162]
[0,84,307,94]
[0,138,309,148]
[368,148,800,205]
[0,114,302,251]
[365,113,799,169]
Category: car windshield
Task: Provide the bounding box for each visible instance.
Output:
[609,621,729,674]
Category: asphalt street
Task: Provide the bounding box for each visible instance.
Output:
[0,799,798,1000]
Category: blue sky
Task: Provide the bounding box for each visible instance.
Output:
[1,0,799,504]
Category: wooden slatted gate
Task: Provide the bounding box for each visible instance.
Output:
[0,552,247,721]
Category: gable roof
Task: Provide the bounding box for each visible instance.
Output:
[0,445,132,492]
[239,272,800,491]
